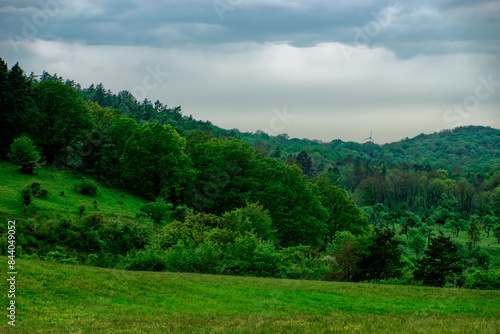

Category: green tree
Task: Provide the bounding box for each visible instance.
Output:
[493,223,500,244]
[254,159,328,247]
[482,215,497,238]
[120,123,193,201]
[355,228,402,281]
[467,217,481,248]
[296,150,313,177]
[29,80,92,164]
[413,232,462,287]
[312,176,369,245]
[0,61,32,158]
[326,232,362,282]
[445,218,466,237]
[8,136,40,174]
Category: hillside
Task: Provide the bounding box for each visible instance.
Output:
[1,62,500,295]
[69,79,500,175]
[1,257,499,333]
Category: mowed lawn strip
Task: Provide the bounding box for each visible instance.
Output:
[1,257,499,333]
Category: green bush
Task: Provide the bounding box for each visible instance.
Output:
[463,270,500,290]
[140,197,174,224]
[20,187,33,205]
[43,251,79,265]
[75,178,99,196]
[119,245,167,271]
[28,181,49,199]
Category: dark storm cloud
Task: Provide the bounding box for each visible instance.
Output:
[2,0,499,57]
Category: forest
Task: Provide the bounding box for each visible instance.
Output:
[1,59,500,290]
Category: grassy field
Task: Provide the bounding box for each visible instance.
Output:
[0,162,148,223]
[0,257,499,333]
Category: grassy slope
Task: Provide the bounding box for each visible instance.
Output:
[0,257,499,334]
[0,162,148,223]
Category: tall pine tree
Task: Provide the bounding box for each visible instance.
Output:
[413,232,462,287]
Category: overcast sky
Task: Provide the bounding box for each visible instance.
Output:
[1,0,499,143]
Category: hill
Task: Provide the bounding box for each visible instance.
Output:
[1,257,499,333]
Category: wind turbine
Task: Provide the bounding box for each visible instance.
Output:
[364,131,375,144]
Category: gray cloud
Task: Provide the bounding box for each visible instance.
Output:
[1,0,499,143]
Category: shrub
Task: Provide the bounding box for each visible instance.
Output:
[120,245,167,271]
[140,197,174,224]
[20,187,33,205]
[463,270,500,290]
[28,181,49,199]
[43,251,79,265]
[75,178,99,196]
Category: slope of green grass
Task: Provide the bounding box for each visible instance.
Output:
[0,257,499,333]
[0,162,148,222]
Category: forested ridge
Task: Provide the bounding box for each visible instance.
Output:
[1,59,499,289]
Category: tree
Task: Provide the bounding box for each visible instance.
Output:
[296,150,313,177]
[29,80,92,164]
[0,61,32,158]
[120,123,194,202]
[254,160,328,247]
[493,223,500,244]
[413,232,462,287]
[467,217,481,248]
[312,176,369,245]
[482,215,497,238]
[326,232,362,282]
[445,218,466,237]
[8,137,40,174]
[355,228,402,281]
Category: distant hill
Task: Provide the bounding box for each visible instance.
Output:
[59,74,499,174]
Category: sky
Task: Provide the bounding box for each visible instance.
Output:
[1,0,499,144]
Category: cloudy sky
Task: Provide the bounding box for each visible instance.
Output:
[1,0,499,143]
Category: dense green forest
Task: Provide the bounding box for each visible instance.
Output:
[1,59,500,289]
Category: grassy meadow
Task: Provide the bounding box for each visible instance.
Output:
[0,257,499,333]
[0,162,148,223]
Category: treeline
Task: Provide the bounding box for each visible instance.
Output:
[1,59,499,289]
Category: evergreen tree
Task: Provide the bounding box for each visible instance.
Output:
[355,228,402,281]
[0,61,32,158]
[296,150,313,177]
[413,232,462,287]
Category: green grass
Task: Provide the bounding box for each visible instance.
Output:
[0,257,499,333]
[0,162,148,222]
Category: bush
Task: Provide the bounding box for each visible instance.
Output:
[140,197,174,224]
[28,181,49,199]
[43,251,79,265]
[75,178,99,196]
[463,270,500,290]
[119,245,167,271]
[20,187,33,205]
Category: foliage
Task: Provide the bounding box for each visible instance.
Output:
[20,186,33,205]
[139,197,174,225]
[119,245,167,271]
[8,136,40,174]
[29,79,92,164]
[120,123,194,201]
[355,228,402,281]
[414,232,463,287]
[463,269,500,290]
[74,177,99,196]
